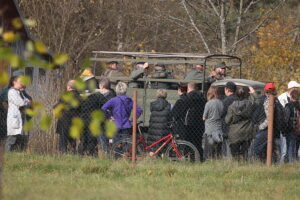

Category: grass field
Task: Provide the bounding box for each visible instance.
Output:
[2,153,300,200]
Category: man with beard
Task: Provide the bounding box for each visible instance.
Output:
[207,62,232,84]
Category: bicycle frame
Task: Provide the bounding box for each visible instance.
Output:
[137,133,183,158]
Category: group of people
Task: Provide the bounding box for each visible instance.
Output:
[103,60,232,90]
[147,80,300,163]
[1,63,299,164]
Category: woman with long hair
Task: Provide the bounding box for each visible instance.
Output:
[5,76,31,152]
[203,86,224,159]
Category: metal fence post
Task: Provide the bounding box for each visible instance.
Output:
[132,90,137,163]
[266,95,275,167]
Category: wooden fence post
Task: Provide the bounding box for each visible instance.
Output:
[132,90,137,163]
[266,95,275,167]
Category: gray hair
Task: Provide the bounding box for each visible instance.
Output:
[116,81,127,95]
[99,78,111,89]
[156,89,167,99]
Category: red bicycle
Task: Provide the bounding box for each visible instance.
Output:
[110,122,200,162]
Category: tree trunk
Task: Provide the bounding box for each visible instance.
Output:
[220,0,227,54]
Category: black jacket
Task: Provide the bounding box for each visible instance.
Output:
[148,98,171,138]
[81,92,107,120]
[170,94,188,138]
[285,101,300,133]
[56,90,82,135]
[185,91,206,133]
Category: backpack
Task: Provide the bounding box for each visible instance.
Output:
[293,109,300,136]
[273,98,286,136]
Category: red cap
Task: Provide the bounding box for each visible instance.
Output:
[264,83,276,92]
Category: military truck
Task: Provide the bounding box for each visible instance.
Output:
[91,51,265,128]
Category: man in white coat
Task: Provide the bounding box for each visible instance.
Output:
[5,76,31,152]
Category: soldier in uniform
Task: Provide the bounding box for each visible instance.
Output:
[129,62,149,88]
[102,61,125,88]
[184,64,204,81]
[149,64,175,89]
[207,62,232,83]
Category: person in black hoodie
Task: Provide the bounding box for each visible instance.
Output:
[170,83,188,139]
[284,90,300,162]
[147,89,171,150]
[185,82,206,161]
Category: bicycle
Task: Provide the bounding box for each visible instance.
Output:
[110,121,200,162]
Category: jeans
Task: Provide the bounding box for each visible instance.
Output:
[250,129,281,163]
[98,133,110,155]
[286,133,300,162]
[280,134,287,163]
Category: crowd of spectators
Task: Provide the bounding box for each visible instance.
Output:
[0,63,299,164]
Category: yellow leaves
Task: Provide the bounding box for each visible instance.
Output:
[74,78,86,92]
[2,31,19,43]
[23,120,34,132]
[12,18,23,30]
[53,104,65,118]
[25,108,38,117]
[24,19,37,27]
[8,54,20,68]
[89,110,105,137]
[69,117,84,139]
[34,41,48,54]
[105,121,117,139]
[39,114,52,131]
[0,71,9,86]
[20,75,32,86]
[61,92,80,108]
[53,53,69,65]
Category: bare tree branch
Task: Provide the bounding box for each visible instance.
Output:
[181,0,211,53]
[244,0,260,14]
[230,0,285,50]
[208,0,220,16]
[232,0,244,52]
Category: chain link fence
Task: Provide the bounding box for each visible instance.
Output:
[1,79,300,164]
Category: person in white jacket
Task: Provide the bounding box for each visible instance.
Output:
[5,76,31,152]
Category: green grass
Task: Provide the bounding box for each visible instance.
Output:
[2,153,300,200]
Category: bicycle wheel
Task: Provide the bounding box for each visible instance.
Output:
[110,138,144,160]
[165,140,200,162]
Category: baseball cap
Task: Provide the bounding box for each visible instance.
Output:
[225,81,237,92]
[288,81,300,89]
[264,82,276,93]
[108,61,118,65]
[216,62,226,69]
[12,70,24,77]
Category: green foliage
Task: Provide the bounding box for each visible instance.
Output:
[39,114,52,131]
[105,121,117,139]
[23,120,34,131]
[53,53,69,65]
[69,117,84,139]
[61,92,79,108]
[74,78,86,92]
[0,71,9,86]
[89,110,105,136]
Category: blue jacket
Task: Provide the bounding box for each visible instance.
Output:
[101,94,142,130]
